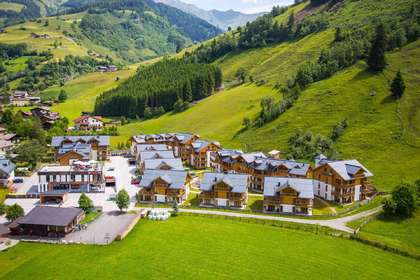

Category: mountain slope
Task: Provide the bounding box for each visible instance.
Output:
[155,0,264,30]
[112,0,420,191]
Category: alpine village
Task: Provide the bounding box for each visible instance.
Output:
[0,0,419,279]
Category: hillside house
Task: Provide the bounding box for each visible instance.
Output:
[168,133,200,160]
[200,173,249,209]
[10,91,41,107]
[211,149,244,172]
[30,107,60,130]
[51,136,110,161]
[138,170,189,204]
[263,177,314,215]
[74,116,104,131]
[313,155,374,203]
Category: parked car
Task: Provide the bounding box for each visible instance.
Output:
[108,167,115,171]
[108,194,116,201]
[13,178,24,184]
[131,178,140,185]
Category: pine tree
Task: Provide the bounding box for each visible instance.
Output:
[390,70,406,99]
[367,24,387,72]
[58,89,68,102]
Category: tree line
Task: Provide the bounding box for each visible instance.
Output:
[94,59,222,118]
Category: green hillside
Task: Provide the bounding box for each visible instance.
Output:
[112,0,420,192]
[1,216,419,279]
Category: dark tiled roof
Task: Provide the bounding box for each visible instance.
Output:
[19,206,83,227]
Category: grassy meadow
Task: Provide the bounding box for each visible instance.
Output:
[348,211,420,257]
[45,66,138,121]
[0,215,419,279]
[0,2,24,12]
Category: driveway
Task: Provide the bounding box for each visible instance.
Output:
[11,172,38,194]
[65,211,139,245]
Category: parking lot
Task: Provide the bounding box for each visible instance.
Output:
[4,156,140,214]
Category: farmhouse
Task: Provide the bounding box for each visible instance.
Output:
[138,169,189,204]
[74,115,104,131]
[200,173,249,208]
[51,136,110,161]
[30,107,60,130]
[10,91,41,106]
[188,139,220,169]
[37,161,104,196]
[263,177,314,215]
[56,143,92,165]
[313,155,374,203]
[10,206,84,237]
[0,155,15,188]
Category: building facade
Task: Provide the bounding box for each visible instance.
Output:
[51,136,110,161]
[199,173,249,209]
[263,177,314,215]
[37,161,105,194]
[138,170,189,204]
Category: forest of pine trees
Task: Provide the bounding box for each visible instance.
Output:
[94,59,222,118]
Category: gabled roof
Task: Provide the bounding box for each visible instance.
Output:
[326,160,373,180]
[191,139,219,153]
[74,115,103,124]
[172,133,196,144]
[0,155,15,175]
[201,172,249,194]
[139,170,188,190]
[136,144,170,153]
[240,152,267,163]
[51,136,109,147]
[57,143,91,159]
[264,177,314,199]
[138,150,174,160]
[144,158,184,171]
[250,158,310,175]
[19,206,83,227]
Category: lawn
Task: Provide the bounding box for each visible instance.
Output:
[0,2,24,12]
[0,215,419,279]
[348,211,420,257]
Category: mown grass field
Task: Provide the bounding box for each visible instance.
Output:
[0,17,88,59]
[348,211,420,258]
[113,84,279,146]
[45,66,138,121]
[0,188,8,203]
[0,215,419,279]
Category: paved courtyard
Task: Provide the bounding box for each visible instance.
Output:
[65,211,139,245]
[3,156,140,214]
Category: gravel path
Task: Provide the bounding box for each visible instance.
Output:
[178,207,383,233]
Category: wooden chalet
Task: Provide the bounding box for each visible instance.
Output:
[313,155,374,204]
[263,177,314,215]
[51,136,110,161]
[199,173,249,209]
[187,139,220,169]
[138,170,189,204]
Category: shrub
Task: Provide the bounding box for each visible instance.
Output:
[78,193,94,213]
[5,204,24,221]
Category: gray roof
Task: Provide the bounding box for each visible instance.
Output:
[327,160,373,180]
[132,134,171,144]
[139,170,188,190]
[0,223,10,236]
[138,150,174,161]
[201,173,249,194]
[58,143,91,159]
[250,158,310,175]
[264,177,314,199]
[191,139,219,152]
[51,136,109,148]
[19,206,83,227]
[136,144,170,152]
[144,158,184,171]
[240,152,267,163]
[173,133,195,144]
[0,156,15,175]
